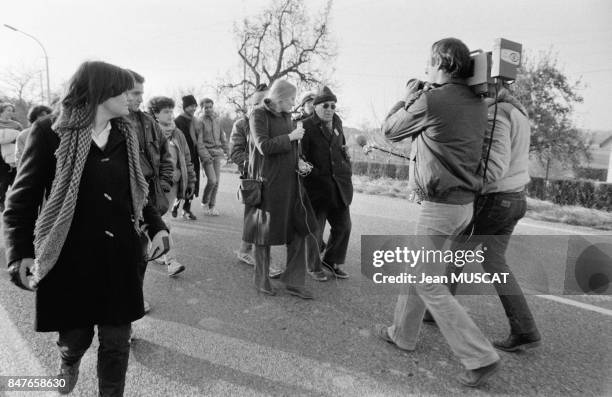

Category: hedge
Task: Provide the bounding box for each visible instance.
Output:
[351,161,612,211]
[573,167,607,182]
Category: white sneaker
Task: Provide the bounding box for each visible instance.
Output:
[206,207,220,216]
[269,263,284,279]
[167,259,186,277]
[143,300,151,314]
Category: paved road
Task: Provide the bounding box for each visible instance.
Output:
[1,171,611,396]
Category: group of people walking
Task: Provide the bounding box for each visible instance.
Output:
[1,58,355,394]
[0,36,539,395]
[232,80,353,299]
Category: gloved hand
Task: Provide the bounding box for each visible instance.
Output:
[160,180,172,193]
[148,230,170,261]
[7,258,36,291]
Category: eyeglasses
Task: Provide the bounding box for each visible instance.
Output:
[322,103,336,110]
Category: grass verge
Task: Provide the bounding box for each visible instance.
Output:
[352,175,612,231]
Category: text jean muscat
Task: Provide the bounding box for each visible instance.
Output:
[370,246,510,285]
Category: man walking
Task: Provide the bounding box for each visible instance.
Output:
[174,94,201,220]
[195,98,228,216]
[127,71,184,314]
[374,38,500,387]
[443,81,541,352]
[301,86,352,281]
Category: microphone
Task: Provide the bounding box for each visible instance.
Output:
[355,134,410,160]
[355,134,368,147]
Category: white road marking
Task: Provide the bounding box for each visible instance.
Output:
[534,294,612,317]
[517,220,607,235]
[132,316,408,396]
[0,304,57,397]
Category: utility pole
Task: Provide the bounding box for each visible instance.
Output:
[242,33,247,113]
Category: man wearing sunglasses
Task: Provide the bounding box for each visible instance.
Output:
[301,86,353,280]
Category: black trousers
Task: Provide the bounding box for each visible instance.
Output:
[314,205,351,266]
[447,191,538,336]
[57,324,131,396]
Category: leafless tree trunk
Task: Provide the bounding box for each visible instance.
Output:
[219,0,336,113]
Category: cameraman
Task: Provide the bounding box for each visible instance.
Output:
[374,38,500,387]
[445,81,540,352]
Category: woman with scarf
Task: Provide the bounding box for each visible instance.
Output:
[3,61,169,396]
[243,79,319,299]
[147,96,197,276]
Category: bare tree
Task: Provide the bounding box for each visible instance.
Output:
[513,50,590,179]
[219,0,337,113]
[0,66,44,126]
[0,67,41,103]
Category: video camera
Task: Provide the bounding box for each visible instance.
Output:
[467,38,523,95]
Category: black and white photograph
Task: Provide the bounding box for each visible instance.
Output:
[1,0,611,395]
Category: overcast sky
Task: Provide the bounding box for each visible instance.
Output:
[2,0,611,130]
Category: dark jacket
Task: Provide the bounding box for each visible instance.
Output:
[242,103,318,246]
[301,113,353,209]
[175,114,200,161]
[229,116,249,174]
[128,110,173,190]
[2,117,167,332]
[382,81,486,204]
[174,113,201,196]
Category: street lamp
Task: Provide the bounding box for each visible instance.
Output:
[4,24,51,104]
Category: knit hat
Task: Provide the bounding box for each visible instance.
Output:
[312,86,337,106]
[299,91,315,108]
[182,95,197,109]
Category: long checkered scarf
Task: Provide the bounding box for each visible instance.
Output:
[31,105,148,285]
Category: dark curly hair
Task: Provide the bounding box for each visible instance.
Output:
[27,105,53,123]
[147,96,175,115]
[430,38,472,79]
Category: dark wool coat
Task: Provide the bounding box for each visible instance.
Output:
[301,113,353,210]
[2,117,167,332]
[174,113,201,195]
[229,117,249,175]
[242,103,318,246]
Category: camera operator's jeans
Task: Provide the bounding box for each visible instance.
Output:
[446,191,538,336]
[57,324,131,396]
[387,201,499,370]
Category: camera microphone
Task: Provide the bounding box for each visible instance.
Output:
[356,134,410,160]
[355,134,368,147]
